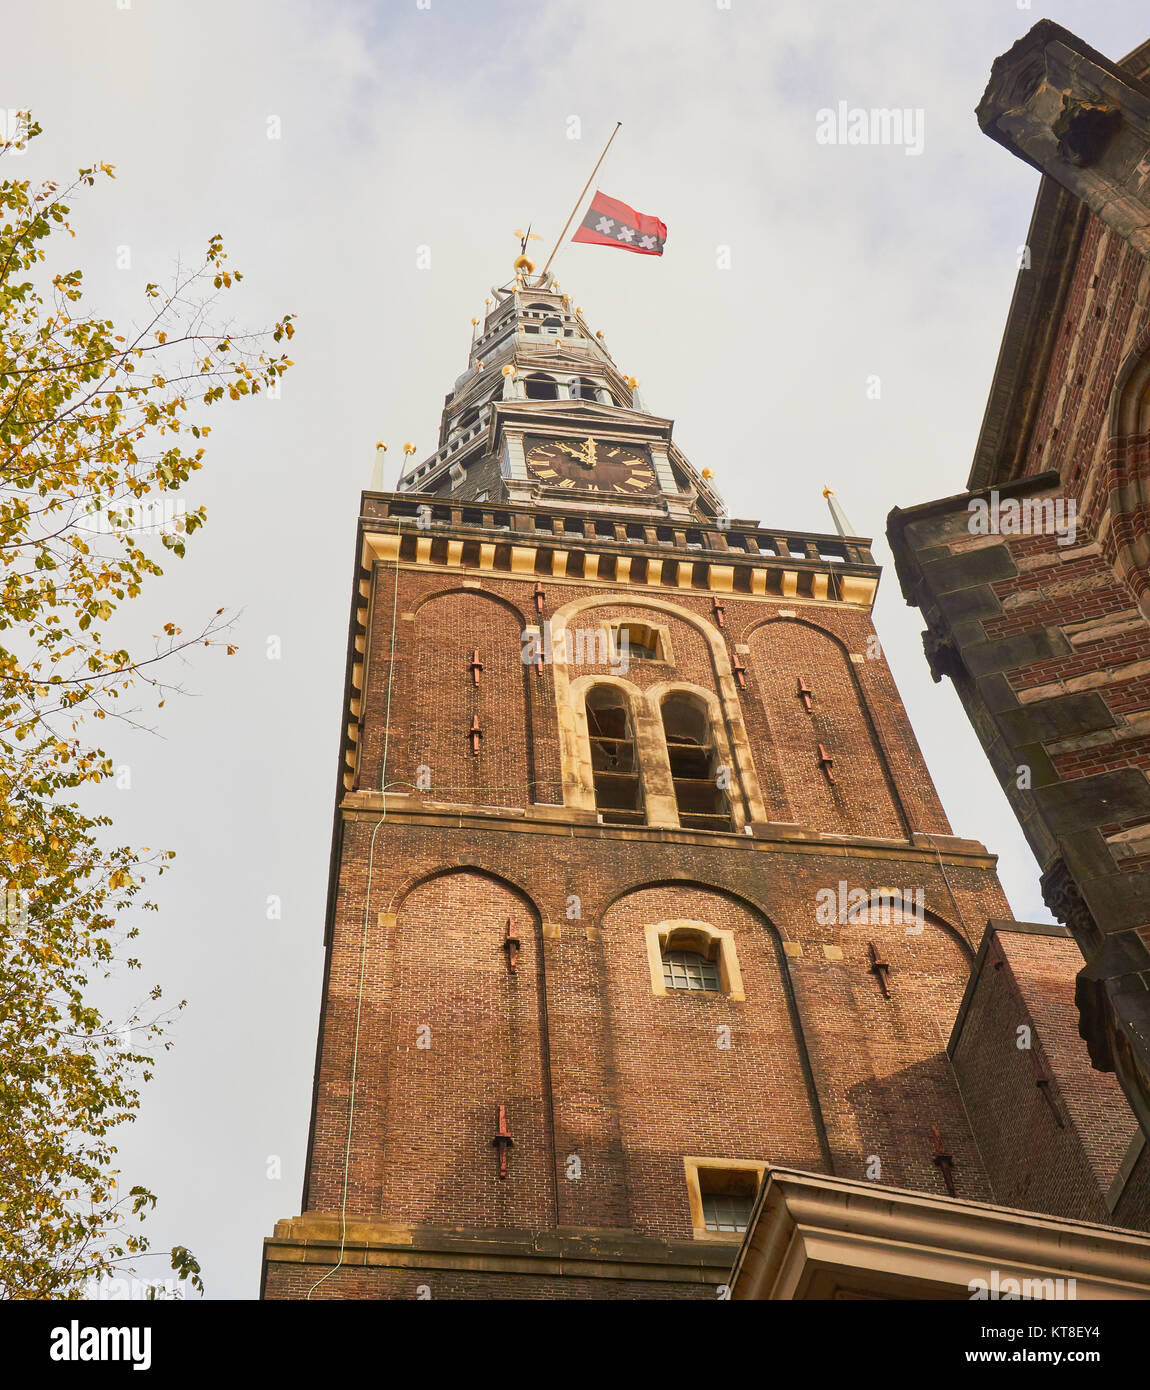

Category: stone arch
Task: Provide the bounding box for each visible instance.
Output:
[596,880,831,1233]
[833,896,975,1035]
[569,674,652,823]
[835,895,975,963]
[386,861,541,919]
[402,588,533,809]
[596,874,776,932]
[743,611,851,652]
[1103,330,1150,616]
[410,584,527,626]
[745,617,906,838]
[380,868,555,1228]
[523,371,560,399]
[648,679,746,830]
[552,594,766,822]
[1109,328,1150,437]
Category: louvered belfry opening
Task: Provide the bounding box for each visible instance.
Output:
[524,373,559,400]
[586,686,644,825]
[661,693,732,831]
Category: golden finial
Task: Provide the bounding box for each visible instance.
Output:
[376,441,387,451]
[625,375,640,389]
[501,364,516,378]
[514,225,543,275]
[471,317,479,325]
[595,330,604,339]
[822,486,834,498]
[575,305,582,314]
[701,469,714,480]
[403,442,417,456]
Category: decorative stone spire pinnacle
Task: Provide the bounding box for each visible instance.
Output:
[823,485,857,538]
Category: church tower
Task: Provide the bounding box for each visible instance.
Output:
[261,262,1022,1299]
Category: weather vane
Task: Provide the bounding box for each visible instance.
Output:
[514,225,543,276]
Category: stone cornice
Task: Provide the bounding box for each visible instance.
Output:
[729,1166,1150,1299]
[336,792,999,868]
[262,1215,733,1294]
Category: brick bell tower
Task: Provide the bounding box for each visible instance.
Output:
[261,258,1020,1300]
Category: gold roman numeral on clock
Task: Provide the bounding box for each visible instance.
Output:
[557,478,576,489]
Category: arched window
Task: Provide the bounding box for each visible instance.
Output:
[522,303,563,336]
[568,376,600,401]
[586,686,643,825]
[524,373,559,401]
[661,693,732,831]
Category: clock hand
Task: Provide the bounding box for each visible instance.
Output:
[583,437,597,468]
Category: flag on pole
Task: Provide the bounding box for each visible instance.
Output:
[572,191,667,256]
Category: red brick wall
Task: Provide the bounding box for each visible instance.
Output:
[950,929,1141,1224]
[1022,219,1148,498]
[378,871,555,1227]
[263,1263,718,1300]
[599,884,823,1238]
[1012,208,1150,612]
[302,818,1013,1237]
[748,620,905,837]
[352,566,952,840]
[287,553,1020,1298]
[797,891,988,1198]
[358,584,536,808]
[1113,1140,1150,1228]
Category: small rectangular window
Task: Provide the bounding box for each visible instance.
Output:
[700,1192,755,1234]
[684,1159,764,1240]
[613,622,662,662]
[662,950,720,992]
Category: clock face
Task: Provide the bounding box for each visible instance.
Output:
[524,434,658,495]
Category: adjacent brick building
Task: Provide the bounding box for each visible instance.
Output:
[888,22,1150,1170]
[264,214,1149,1298]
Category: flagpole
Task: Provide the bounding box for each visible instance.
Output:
[540,121,622,277]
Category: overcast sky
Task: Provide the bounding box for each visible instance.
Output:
[5,0,1145,1300]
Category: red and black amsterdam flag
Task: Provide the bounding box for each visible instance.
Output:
[572,190,667,256]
